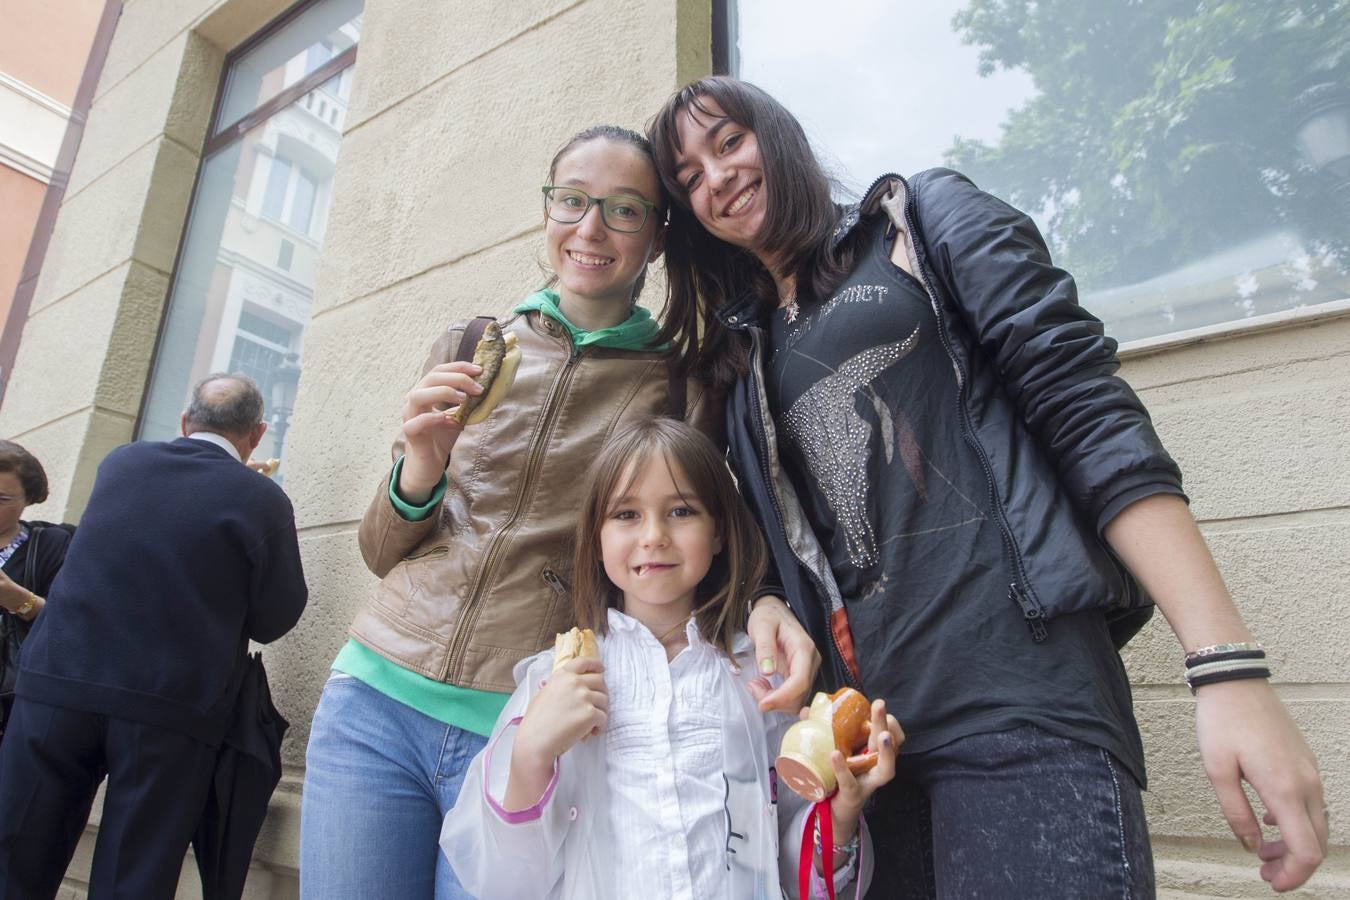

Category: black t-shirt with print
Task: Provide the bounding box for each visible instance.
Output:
[766,217,1145,782]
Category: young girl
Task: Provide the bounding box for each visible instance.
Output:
[646,76,1327,897]
[441,417,901,899]
[300,126,746,898]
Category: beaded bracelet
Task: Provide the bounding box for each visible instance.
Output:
[813,819,860,882]
[1185,640,1261,660]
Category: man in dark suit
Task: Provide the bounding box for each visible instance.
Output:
[0,373,308,899]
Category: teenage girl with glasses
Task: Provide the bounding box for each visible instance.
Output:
[299,125,814,899]
[442,416,903,899]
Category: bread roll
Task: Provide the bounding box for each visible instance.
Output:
[552,627,599,672]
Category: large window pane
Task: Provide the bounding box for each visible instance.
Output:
[733,1,1350,343]
[214,0,361,134]
[139,9,357,474]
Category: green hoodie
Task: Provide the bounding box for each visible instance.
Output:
[513,288,662,351]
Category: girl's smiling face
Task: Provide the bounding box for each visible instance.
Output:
[545,138,664,316]
[599,453,722,629]
[671,98,769,260]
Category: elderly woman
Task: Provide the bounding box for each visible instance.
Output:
[0,441,73,738]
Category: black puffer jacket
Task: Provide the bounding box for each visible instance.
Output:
[719,169,1184,690]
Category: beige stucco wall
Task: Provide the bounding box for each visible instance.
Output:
[1,0,1345,897]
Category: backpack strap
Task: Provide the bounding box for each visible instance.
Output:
[454,316,496,363]
[666,357,686,421]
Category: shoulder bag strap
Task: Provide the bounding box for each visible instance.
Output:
[22,525,41,592]
[666,357,687,421]
[454,316,496,363]
[439,316,497,472]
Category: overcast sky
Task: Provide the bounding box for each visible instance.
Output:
[735,0,1036,196]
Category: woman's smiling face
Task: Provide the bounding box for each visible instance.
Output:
[671,98,769,259]
[544,138,664,313]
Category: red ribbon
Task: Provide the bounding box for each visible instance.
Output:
[798,798,835,900]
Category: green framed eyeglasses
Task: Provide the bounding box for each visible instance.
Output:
[541,186,659,233]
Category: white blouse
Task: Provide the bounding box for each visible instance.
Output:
[603,610,756,897]
[440,608,873,899]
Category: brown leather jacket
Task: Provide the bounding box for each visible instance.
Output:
[351,310,718,691]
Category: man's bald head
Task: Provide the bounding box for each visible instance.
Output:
[182,373,265,440]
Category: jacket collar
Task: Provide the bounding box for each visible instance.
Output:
[840,173,908,244]
[716,294,763,331]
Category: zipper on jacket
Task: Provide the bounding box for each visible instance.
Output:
[541,568,567,594]
[745,326,859,687]
[1010,582,1047,642]
[441,338,586,681]
[900,194,1050,643]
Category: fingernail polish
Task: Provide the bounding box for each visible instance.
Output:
[1242,835,1259,853]
[758,658,775,675]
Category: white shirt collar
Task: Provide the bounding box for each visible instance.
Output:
[604,606,756,662]
[605,606,709,649]
[185,431,242,462]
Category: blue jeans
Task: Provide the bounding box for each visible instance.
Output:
[300,672,488,900]
[864,725,1154,899]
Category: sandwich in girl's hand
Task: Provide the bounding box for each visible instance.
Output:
[552,626,599,672]
[448,321,521,426]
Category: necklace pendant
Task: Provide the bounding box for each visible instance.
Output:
[785,299,799,324]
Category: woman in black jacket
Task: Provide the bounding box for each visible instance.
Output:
[648,76,1326,897]
[0,441,72,737]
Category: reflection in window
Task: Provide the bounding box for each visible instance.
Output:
[262,156,290,221]
[290,169,317,234]
[732,0,1350,342]
[137,0,361,476]
[213,0,362,133]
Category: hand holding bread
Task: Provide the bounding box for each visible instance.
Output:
[398,322,522,504]
[446,321,520,426]
[513,628,608,770]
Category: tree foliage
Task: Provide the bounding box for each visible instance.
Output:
[946,0,1350,288]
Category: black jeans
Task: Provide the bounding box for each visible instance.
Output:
[864,725,1154,899]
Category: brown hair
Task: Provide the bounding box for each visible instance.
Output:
[0,441,48,505]
[571,417,766,658]
[647,76,865,388]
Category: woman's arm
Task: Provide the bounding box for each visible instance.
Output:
[357,328,483,576]
[1104,494,1327,892]
[912,169,1183,527]
[0,569,42,621]
[747,596,821,713]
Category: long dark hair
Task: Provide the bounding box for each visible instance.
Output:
[647,76,862,388]
[571,417,767,658]
[542,124,667,304]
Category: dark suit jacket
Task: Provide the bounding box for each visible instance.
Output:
[16,437,307,744]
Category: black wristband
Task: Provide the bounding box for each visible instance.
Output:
[1187,667,1270,693]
